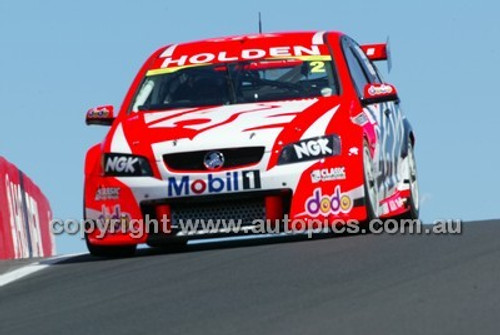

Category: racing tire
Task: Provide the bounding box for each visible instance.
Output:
[399,140,420,221]
[362,140,379,222]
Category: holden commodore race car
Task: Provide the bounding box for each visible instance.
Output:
[84,31,419,257]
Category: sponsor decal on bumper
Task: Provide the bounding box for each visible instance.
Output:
[95,187,120,201]
[98,205,133,232]
[167,170,261,196]
[311,167,346,183]
[305,186,353,217]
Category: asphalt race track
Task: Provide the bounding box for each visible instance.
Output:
[1,220,499,335]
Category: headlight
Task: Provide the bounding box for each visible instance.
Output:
[278,135,341,165]
[103,153,153,177]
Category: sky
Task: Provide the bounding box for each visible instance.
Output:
[1,0,499,254]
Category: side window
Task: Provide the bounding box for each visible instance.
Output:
[342,38,369,97]
[351,42,382,84]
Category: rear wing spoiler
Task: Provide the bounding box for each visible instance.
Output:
[361,38,392,72]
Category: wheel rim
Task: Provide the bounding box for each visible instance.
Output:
[408,143,419,211]
[363,145,378,217]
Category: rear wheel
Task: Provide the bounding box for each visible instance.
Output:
[363,141,379,221]
[401,141,420,220]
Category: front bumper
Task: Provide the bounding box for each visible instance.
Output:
[85,153,368,245]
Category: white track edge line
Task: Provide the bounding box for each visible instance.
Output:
[0,253,85,288]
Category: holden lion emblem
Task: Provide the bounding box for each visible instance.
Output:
[203,151,225,170]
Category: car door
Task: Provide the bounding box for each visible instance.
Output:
[352,39,406,199]
[342,36,401,200]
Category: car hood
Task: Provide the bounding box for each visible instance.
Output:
[111,97,345,160]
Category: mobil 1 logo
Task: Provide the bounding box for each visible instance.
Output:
[242,170,261,190]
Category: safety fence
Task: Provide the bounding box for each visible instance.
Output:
[0,156,55,259]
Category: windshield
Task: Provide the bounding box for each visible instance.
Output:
[130,58,338,112]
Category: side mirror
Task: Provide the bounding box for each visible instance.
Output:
[86,105,115,126]
[361,83,399,106]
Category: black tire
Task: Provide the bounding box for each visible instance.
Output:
[356,140,380,233]
[362,140,379,221]
[399,141,420,221]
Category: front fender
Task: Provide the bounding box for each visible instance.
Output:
[85,143,103,177]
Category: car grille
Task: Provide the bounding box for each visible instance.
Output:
[171,198,266,228]
[163,147,265,171]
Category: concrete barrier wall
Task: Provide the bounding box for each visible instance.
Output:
[0,156,55,259]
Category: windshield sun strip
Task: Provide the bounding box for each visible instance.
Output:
[145,55,333,77]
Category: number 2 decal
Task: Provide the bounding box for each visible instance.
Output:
[310,61,325,73]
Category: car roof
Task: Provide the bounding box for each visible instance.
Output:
[166,31,342,48]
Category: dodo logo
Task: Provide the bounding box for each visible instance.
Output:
[305,186,353,217]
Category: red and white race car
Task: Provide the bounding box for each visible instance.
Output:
[84,31,419,256]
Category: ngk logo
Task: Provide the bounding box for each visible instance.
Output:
[293,138,333,160]
[105,156,138,173]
